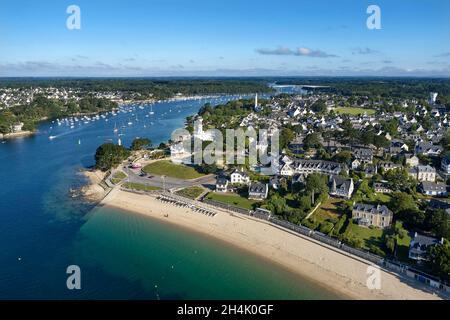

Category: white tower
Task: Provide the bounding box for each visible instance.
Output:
[255,93,258,109]
[429,92,438,105]
[195,116,204,137]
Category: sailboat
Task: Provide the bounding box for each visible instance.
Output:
[149,105,155,115]
[113,122,119,133]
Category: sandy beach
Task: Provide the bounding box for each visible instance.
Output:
[80,170,108,201]
[0,130,34,139]
[101,188,442,300]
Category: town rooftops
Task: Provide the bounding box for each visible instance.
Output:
[353,203,392,216]
[410,232,444,251]
[421,182,447,192]
[249,182,267,193]
[216,177,229,186]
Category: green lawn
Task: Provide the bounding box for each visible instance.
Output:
[372,193,392,204]
[175,186,205,200]
[335,107,376,116]
[394,221,412,261]
[312,198,343,224]
[111,171,127,185]
[142,160,205,180]
[205,192,257,210]
[346,221,384,250]
[122,182,161,192]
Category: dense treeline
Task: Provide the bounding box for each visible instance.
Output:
[274,77,450,100]
[0,78,274,100]
[0,95,117,134]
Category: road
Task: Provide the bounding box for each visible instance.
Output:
[122,166,217,191]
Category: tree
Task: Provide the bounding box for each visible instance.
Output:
[95,143,130,171]
[384,168,415,192]
[310,99,327,114]
[280,127,295,150]
[427,240,450,280]
[130,137,152,151]
[305,173,329,204]
[303,133,322,150]
[265,194,289,216]
[196,163,218,174]
[425,209,450,240]
[385,235,397,254]
[333,151,352,164]
[381,118,399,136]
[0,111,16,134]
[390,192,417,214]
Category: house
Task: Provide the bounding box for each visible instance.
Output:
[248,182,268,200]
[378,161,401,172]
[280,163,295,176]
[415,142,443,156]
[389,140,409,155]
[215,177,229,193]
[353,148,373,164]
[352,203,393,229]
[408,165,436,182]
[230,168,250,185]
[420,182,448,196]
[279,159,344,177]
[329,176,354,199]
[12,122,24,132]
[269,176,281,190]
[404,154,419,167]
[428,199,450,215]
[351,159,361,170]
[364,165,378,177]
[373,182,392,194]
[409,232,444,261]
[441,156,450,175]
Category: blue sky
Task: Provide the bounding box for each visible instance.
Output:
[0,0,449,77]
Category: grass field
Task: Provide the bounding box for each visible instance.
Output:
[372,193,392,204]
[111,171,127,184]
[175,186,205,199]
[312,198,343,224]
[205,192,257,210]
[335,107,376,116]
[394,221,412,261]
[122,182,161,192]
[142,160,205,180]
[346,221,384,250]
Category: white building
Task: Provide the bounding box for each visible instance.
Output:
[194,116,215,141]
[230,168,250,185]
[429,92,438,105]
[408,165,436,182]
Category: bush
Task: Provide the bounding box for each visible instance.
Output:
[332,215,348,236]
[319,221,334,235]
[369,244,386,257]
[302,218,319,230]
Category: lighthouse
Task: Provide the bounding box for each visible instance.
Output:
[254,93,261,112]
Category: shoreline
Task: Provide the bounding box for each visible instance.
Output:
[99,188,442,300]
[0,130,34,139]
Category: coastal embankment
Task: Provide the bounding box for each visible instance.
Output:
[100,188,442,300]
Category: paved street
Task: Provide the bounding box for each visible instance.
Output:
[122,166,216,191]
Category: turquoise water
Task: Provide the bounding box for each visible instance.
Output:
[0,93,339,299]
